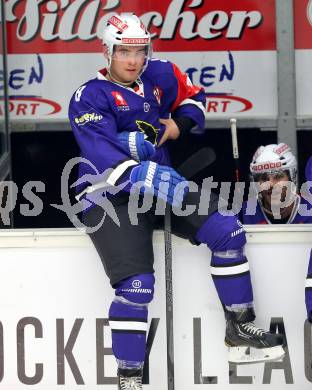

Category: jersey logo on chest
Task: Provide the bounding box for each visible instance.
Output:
[144,102,150,112]
[111,91,130,111]
[136,120,159,145]
[153,86,162,105]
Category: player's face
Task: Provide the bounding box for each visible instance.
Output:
[110,45,146,83]
[256,171,291,209]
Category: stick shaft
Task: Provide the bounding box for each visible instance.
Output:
[230,118,240,182]
[164,207,174,390]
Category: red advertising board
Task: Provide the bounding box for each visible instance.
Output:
[294,0,312,49]
[6,0,276,54]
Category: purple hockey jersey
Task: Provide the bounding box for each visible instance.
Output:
[68,58,206,196]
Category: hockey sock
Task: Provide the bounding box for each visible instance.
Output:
[109,297,147,369]
[305,249,312,322]
[210,249,254,308]
[195,211,254,311]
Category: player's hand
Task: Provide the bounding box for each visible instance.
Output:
[130,161,189,208]
[117,131,156,161]
[157,118,180,147]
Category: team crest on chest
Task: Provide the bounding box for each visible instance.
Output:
[153,86,162,105]
[136,120,159,145]
[143,102,150,112]
[111,91,130,111]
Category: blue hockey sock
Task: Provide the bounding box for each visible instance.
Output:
[109,298,147,368]
[305,249,312,321]
[196,211,254,310]
[211,249,253,307]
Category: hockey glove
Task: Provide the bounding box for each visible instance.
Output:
[117,131,156,162]
[130,161,189,208]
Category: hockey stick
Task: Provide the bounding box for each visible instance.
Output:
[164,207,174,390]
[230,118,240,182]
[164,147,216,390]
[177,146,216,179]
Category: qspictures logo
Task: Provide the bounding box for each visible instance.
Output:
[1,157,312,231]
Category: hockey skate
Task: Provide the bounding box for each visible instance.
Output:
[118,368,143,390]
[225,319,285,364]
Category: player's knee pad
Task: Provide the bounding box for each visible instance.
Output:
[115,273,155,305]
[195,211,246,252]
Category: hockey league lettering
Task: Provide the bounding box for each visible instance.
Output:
[5,0,275,53]
[0,316,311,385]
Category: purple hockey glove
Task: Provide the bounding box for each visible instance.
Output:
[130,161,189,208]
[117,131,156,161]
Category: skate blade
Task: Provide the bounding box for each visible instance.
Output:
[228,345,285,364]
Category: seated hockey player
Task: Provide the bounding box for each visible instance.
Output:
[241,144,312,326]
[68,13,285,390]
[304,156,312,323]
[242,143,312,224]
[305,155,312,190]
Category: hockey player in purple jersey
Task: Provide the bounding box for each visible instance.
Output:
[305,156,312,186]
[304,156,312,323]
[68,14,284,389]
[242,144,312,325]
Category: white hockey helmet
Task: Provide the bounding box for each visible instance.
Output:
[103,13,152,68]
[250,143,297,185]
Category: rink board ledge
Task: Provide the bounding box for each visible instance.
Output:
[0,225,311,248]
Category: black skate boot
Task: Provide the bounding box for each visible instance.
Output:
[117,368,143,390]
[225,307,285,364]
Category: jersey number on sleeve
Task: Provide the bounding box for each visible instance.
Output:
[75,86,87,102]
